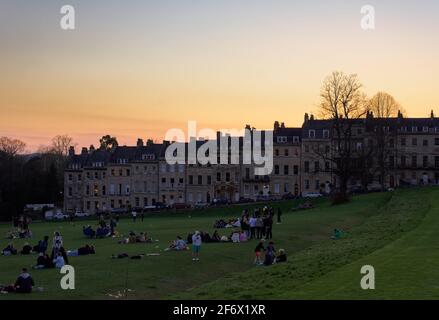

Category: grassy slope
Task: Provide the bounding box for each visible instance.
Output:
[173,188,430,300]
[286,188,439,299]
[0,194,386,300]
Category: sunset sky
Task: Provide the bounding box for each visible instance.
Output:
[1,0,439,152]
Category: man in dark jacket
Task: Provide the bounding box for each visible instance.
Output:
[14,268,35,293]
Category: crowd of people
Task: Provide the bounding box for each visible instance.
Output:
[2,203,333,294]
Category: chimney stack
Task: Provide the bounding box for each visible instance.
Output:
[68,146,75,157]
[137,138,144,147]
[81,147,88,155]
[304,113,309,123]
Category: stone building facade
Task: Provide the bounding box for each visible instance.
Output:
[64,112,439,214]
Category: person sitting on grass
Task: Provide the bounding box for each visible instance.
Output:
[83,225,96,238]
[2,242,17,256]
[20,242,32,255]
[239,230,248,242]
[331,228,343,240]
[53,252,65,269]
[13,268,35,293]
[68,244,96,256]
[211,230,221,242]
[96,225,110,238]
[166,236,188,251]
[33,236,49,254]
[274,249,287,264]
[231,231,240,243]
[264,241,276,266]
[34,253,53,269]
[254,239,265,265]
[136,232,152,243]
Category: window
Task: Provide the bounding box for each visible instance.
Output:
[389,156,395,169]
[423,156,428,168]
[323,130,329,138]
[314,161,320,173]
[293,165,299,175]
[305,145,310,153]
[161,177,166,184]
[284,149,289,156]
[275,149,279,156]
[125,185,130,195]
[102,185,106,196]
[179,178,184,184]
[68,174,73,181]
[412,138,417,146]
[401,156,406,167]
[274,184,280,194]
[305,180,310,190]
[217,172,221,182]
[86,185,90,195]
[135,197,140,207]
[277,136,287,143]
[274,165,280,175]
[308,130,315,138]
[284,183,289,193]
[423,126,429,133]
[126,169,130,176]
[304,161,310,173]
[226,172,231,182]
[207,176,212,185]
[435,156,439,168]
[435,138,439,146]
[245,168,250,179]
[94,172,99,179]
[144,198,148,206]
[325,161,330,171]
[188,175,193,185]
[197,175,202,185]
[284,165,289,175]
[111,169,115,176]
[68,187,72,196]
[293,136,299,143]
[93,185,99,197]
[78,174,82,181]
[315,180,320,190]
[412,126,418,132]
[412,156,417,167]
[423,140,428,146]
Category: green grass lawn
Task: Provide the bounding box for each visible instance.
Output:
[0,188,436,300]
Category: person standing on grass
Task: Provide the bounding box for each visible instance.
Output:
[277,207,282,224]
[249,215,257,239]
[191,231,202,261]
[131,210,137,223]
[254,239,265,265]
[140,210,145,222]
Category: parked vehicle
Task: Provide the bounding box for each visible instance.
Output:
[171,203,192,210]
[238,197,255,204]
[75,211,91,218]
[154,202,169,210]
[303,192,323,198]
[211,199,230,206]
[281,193,295,200]
[194,202,209,209]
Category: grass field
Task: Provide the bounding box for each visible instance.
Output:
[0,187,437,300]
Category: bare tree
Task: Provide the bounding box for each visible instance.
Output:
[368,92,404,118]
[368,92,403,190]
[50,134,74,157]
[0,137,26,157]
[317,71,367,200]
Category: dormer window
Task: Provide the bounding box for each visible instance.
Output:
[423,126,429,133]
[323,130,329,139]
[308,130,316,138]
[293,136,299,143]
[142,154,155,161]
[277,136,287,143]
[117,158,128,164]
[412,126,418,132]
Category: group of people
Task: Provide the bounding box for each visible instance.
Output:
[118,231,152,244]
[240,206,279,240]
[7,215,33,239]
[83,216,118,238]
[254,239,287,266]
